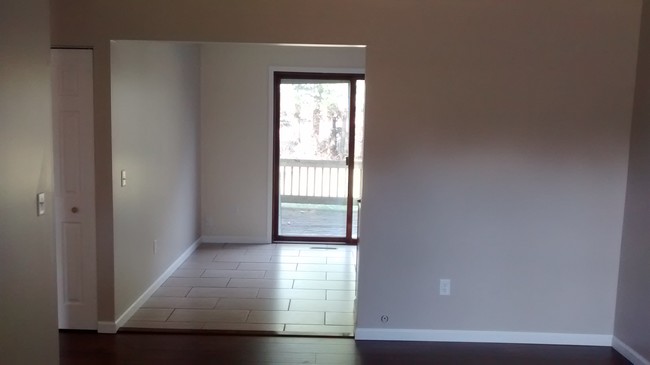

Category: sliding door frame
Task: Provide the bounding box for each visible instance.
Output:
[272,71,364,244]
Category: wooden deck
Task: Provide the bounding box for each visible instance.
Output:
[279,203,359,238]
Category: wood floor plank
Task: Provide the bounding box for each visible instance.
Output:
[59,332,632,365]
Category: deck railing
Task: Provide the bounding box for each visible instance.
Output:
[279,159,362,205]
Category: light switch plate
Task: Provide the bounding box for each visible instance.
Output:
[37,192,46,216]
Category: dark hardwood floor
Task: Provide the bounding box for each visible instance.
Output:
[59,331,631,365]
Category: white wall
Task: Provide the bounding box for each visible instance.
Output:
[614,0,650,362]
[0,0,59,363]
[111,41,201,317]
[200,43,365,242]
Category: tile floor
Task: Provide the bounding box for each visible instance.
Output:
[124,243,357,336]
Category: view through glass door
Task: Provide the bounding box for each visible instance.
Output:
[273,72,365,243]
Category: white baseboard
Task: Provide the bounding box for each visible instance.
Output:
[201,235,269,244]
[97,237,201,333]
[613,336,650,365]
[354,328,613,346]
[97,321,118,334]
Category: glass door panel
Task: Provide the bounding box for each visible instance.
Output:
[278,79,350,238]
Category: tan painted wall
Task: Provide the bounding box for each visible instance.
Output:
[52,0,640,335]
[111,41,201,317]
[615,0,650,360]
[0,0,59,362]
[200,43,365,242]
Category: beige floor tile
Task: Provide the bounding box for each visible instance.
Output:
[326,312,355,326]
[270,256,327,264]
[202,269,265,279]
[326,257,357,265]
[171,268,205,278]
[223,243,269,250]
[216,298,290,311]
[214,253,272,263]
[141,297,217,309]
[202,322,285,332]
[168,309,249,323]
[284,324,354,335]
[163,277,229,287]
[289,299,354,313]
[247,310,324,325]
[298,249,352,258]
[258,288,326,300]
[326,290,356,300]
[264,271,326,280]
[188,287,259,298]
[293,280,356,290]
[227,278,294,289]
[152,286,191,297]
[123,320,205,330]
[215,245,253,251]
[194,243,224,248]
[250,249,300,257]
[326,272,357,281]
[184,253,218,262]
[128,243,358,335]
[180,261,239,270]
[130,308,173,321]
[238,262,297,271]
[297,264,356,272]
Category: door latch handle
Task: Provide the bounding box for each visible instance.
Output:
[71,207,79,213]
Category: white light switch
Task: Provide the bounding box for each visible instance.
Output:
[120,169,127,187]
[37,192,46,216]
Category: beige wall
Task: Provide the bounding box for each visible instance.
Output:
[356,2,639,335]
[52,0,640,337]
[200,43,365,242]
[111,41,201,317]
[615,0,650,361]
[0,0,59,363]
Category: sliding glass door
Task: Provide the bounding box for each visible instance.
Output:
[272,72,364,243]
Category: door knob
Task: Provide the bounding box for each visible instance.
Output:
[71,207,79,213]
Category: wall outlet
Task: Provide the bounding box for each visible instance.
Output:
[153,239,158,255]
[440,279,451,296]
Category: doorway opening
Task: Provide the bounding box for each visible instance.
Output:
[272,72,365,244]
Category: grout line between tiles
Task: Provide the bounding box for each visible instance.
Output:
[164,309,175,322]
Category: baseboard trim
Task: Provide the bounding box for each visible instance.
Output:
[97,321,118,334]
[108,238,201,332]
[613,336,650,365]
[354,328,613,346]
[201,235,269,244]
